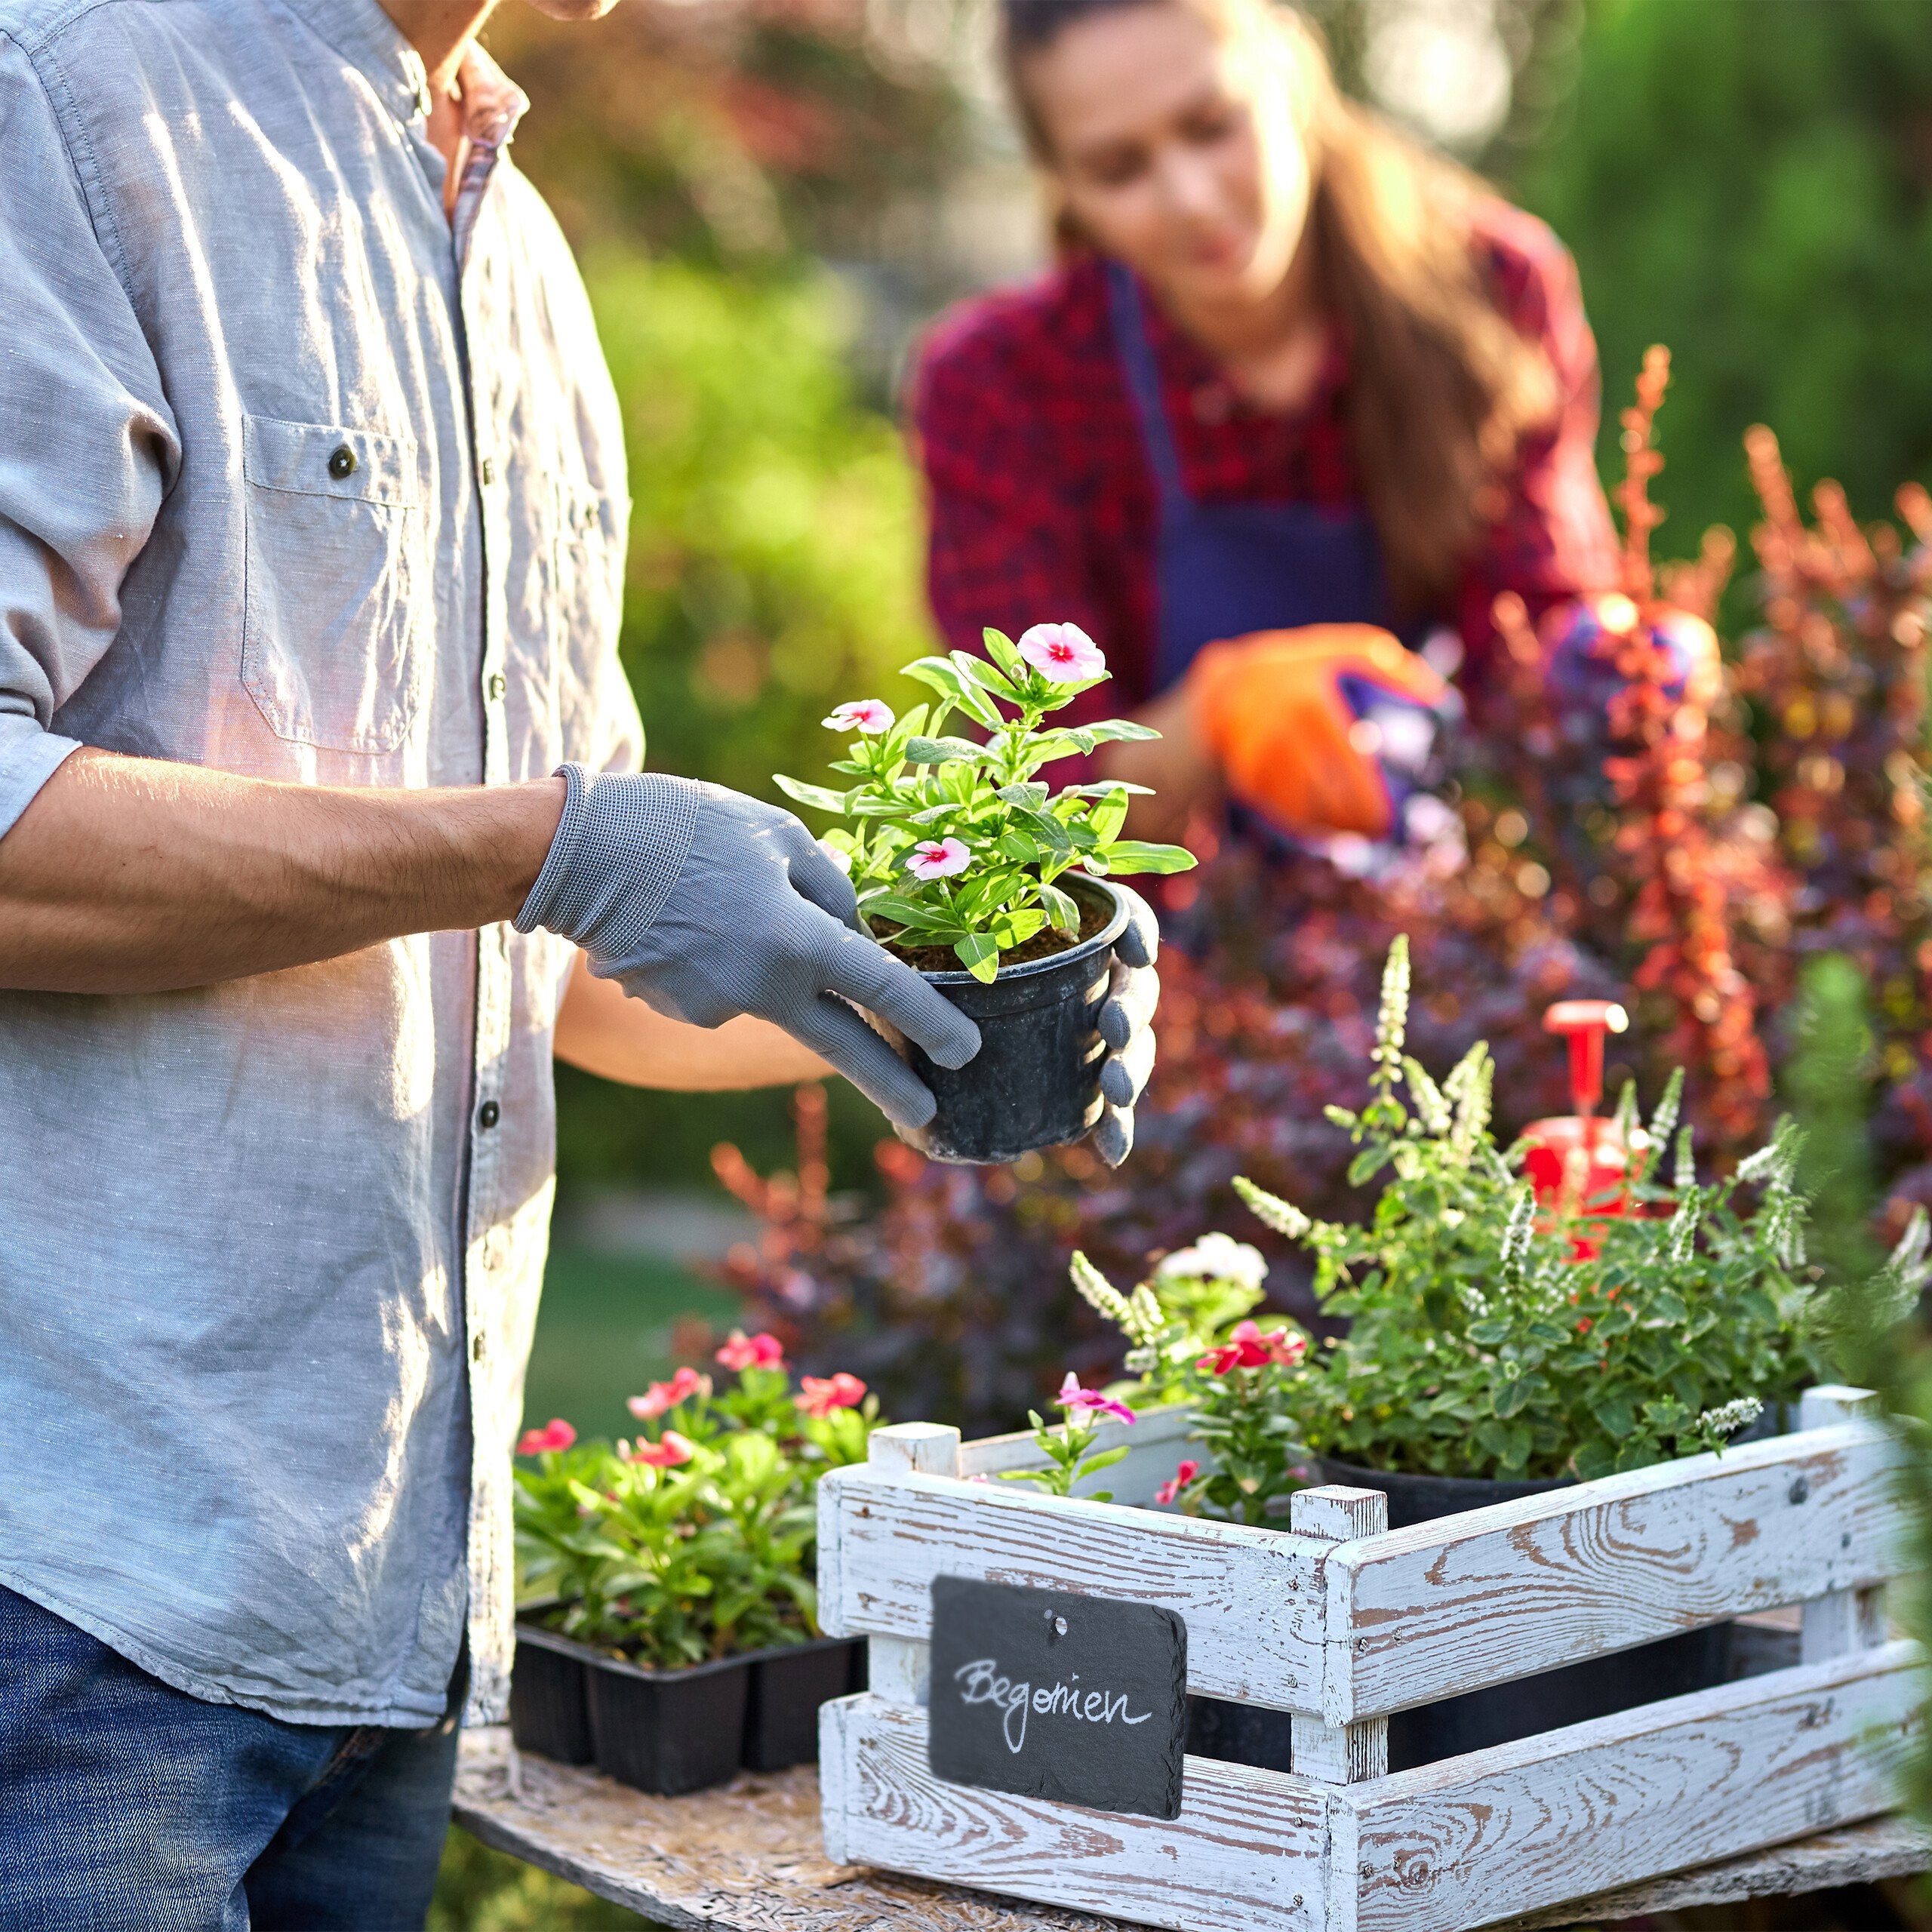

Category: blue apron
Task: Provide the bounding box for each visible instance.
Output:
[1106,263,1399,693]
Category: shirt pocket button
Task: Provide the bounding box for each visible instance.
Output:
[328,445,358,480]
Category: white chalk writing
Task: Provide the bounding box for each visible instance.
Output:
[952,1658,1156,1755]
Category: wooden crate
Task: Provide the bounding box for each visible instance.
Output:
[816,1387,1924,1932]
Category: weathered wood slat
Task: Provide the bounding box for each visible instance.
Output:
[1289,1489,1389,1786]
[1340,1643,1923,1932]
[818,1469,1326,1710]
[1326,1422,1903,1721]
[958,1408,1210,1507]
[822,1694,1326,1932]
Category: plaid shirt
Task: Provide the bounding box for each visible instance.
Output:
[912,200,1617,719]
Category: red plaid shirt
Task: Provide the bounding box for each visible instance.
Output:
[910,200,1617,716]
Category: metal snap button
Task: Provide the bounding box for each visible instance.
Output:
[479,456,497,486]
[478,1100,501,1130]
[328,445,357,480]
[487,672,507,702]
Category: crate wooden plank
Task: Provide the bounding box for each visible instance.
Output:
[822,1693,1326,1932]
[1326,1422,1903,1721]
[1339,1641,1923,1932]
[818,1469,1326,1710]
[958,1408,1210,1507]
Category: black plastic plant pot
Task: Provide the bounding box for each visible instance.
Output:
[585,1651,752,1797]
[888,876,1130,1166]
[1186,1458,1734,1776]
[741,1635,866,1772]
[508,1617,595,1767]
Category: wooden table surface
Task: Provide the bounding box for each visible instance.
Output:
[454,1729,1931,1932]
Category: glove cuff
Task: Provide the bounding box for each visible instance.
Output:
[513,766,703,945]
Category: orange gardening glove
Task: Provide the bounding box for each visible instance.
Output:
[1187,626,1452,839]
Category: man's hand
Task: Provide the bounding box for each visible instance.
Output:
[515,767,981,1129]
[1093,883,1161,1167]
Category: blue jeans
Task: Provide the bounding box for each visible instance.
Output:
[0,1583,460,1930]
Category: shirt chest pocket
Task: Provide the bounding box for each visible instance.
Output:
[241,416,430,755]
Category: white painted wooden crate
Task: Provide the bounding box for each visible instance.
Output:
[817,1387,1924,1932]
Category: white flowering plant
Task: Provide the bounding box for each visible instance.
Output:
[774,624,1195,981]
[1073,937,1881,1520]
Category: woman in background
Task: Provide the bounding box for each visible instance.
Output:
[911,0,1636,848]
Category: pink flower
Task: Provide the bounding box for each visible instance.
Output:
[1017,623,1106,684]
[906,837,971,881]
[628,1366,712,1421]
[715,1329,786,1372]
[626,1430,697,1469]
[796,1372,868,1417]
[823,699,894,734]
[517,1418,575,1457]
[1055,1371,1137,1425]
[1197,1321,1306,1377]
[1155,1460,1200,1507]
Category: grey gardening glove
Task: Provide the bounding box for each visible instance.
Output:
[516,765,981,1129]
[1094,884,1161,1168]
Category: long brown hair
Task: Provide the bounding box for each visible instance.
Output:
[1002,0,1556,617]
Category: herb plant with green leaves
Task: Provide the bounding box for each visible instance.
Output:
[774,623,1196,981]
[997,1373,1138,1502]
[1076,937,1860,1521]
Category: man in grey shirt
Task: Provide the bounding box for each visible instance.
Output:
[0,0,1160,1922]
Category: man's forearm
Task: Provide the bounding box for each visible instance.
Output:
[0,748,566,993]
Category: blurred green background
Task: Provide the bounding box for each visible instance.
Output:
[443,0,1932,1921]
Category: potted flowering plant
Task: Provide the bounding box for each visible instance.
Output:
[509,1331,879,1793]
[1071,937,1861,1769]
[775,623,1195,1162]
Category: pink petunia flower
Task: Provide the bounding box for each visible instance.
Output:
[626,1430,697,1469]
[1197,1320,1306,1377]
[1055,1371,1137,1425]
[905,837,970,881]
[796,1372,868,1417]
[823,699,894,734]
[517,1417,576,1457]
[1017,623,1106,684]
[628,1366,712,1421]
[1154,1460,1200,1507]
[715,1329,786,1372]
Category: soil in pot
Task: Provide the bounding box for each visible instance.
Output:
[509,1617,595,1767]
[883,875,1128,1165]
[585,1650,752,1797]
[1186,1457,1734,1776]
[741,1635,866,1772]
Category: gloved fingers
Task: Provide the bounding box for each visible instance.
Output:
[1099,1021,1156,1109]
[780,820,863,931]
[1110,882,1161,971]
[786,994,939,1129]
[819,927,982,1070]
[1097,958,1159,1052]
[1093,1102,1135,1170]
[1347,633,1451,707]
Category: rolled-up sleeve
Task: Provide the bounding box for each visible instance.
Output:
[0,33,175,841]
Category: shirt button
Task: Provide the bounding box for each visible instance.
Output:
[328,445,357,480]
[479,456,497,486]
[478,1100,501,1130]
[487,671,507,702]
[471,1332,486,1363]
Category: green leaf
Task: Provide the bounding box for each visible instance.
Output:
[1589,1392,1637,1438]
[1081,718,1162,745]
[772,777,849,814]
[1014,808,1075,855]
[1094,839,1198,875]
[996,830,1044,865]
[1466,1318,1512,1347]
[864,894,944,929]
[953,933,1000,981]
[1089,792,1129,843]
[995,783,1050,809]
[981,627,1028,682]
[1036,881,1082,934]
[904,656,1003,729]
[952,648,1023,702]
[903,736,983,766]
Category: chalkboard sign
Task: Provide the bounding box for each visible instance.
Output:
[926,1575,1188,1820]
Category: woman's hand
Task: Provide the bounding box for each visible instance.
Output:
[1098,682,1220,844]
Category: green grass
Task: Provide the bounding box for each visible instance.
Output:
[431,1829,662,1930]
[518,1243,740,1440]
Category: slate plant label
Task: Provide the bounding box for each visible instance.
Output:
[926,1575,1187,1820]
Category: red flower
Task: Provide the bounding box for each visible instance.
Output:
[628,1366,712,1421]
[517,1418,575,1457]
[626,1430,696,1469]
[796,1372,866,1417]
[1154,1460,1200,1507]
[1197,1321,1306,1376]
[715,1328,786,1372]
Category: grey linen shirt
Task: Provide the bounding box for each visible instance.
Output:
[0,0,641,1726]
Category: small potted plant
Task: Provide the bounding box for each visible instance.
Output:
[509,1332,879,1793]
[775,623,1195,1163]
[1072,937,1843,1768]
